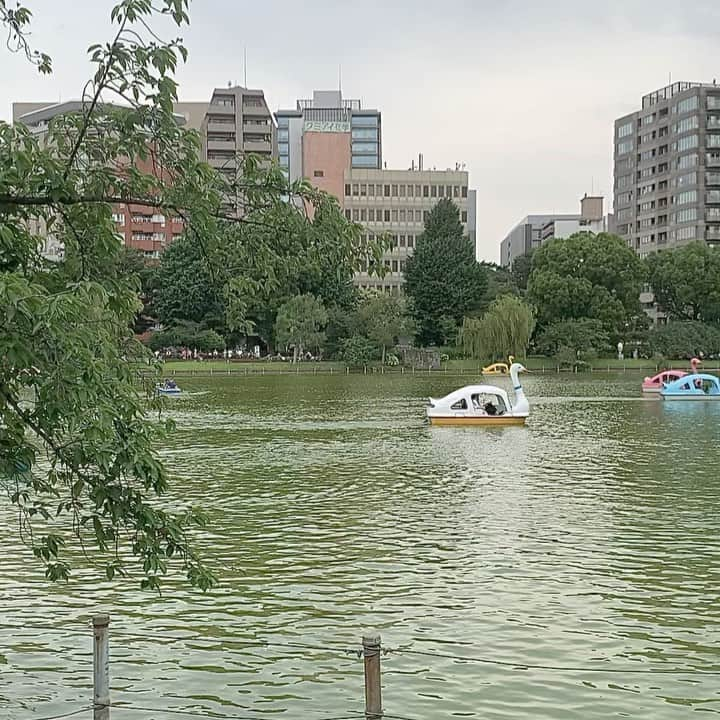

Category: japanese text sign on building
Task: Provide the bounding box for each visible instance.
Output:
[303,121,351,133]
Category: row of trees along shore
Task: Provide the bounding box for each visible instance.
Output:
[3,0,720,590]
[147,196,720,369]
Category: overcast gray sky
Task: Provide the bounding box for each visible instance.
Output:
[3,0,720,261]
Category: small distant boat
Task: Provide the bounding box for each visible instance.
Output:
[482,355,514,376]
[156,379,182,396]
[660,373,720,401]
[427,362,529,426]
[642,357,700,393]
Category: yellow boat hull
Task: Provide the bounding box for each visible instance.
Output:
[429,415,527,426]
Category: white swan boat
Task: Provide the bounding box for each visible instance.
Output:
[426,362,529,426]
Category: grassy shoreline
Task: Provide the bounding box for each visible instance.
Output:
[144,357,717,376]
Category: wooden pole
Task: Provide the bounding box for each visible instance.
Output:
[93,614,110,720]
[362,634,382,720]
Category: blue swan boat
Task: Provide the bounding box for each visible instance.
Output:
[660,373,720,400]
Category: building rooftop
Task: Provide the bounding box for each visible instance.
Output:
[641,81,719,108]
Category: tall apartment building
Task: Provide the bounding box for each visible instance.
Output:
[613,81,720,257]
[202,86,274,183]
[344,168,471,294]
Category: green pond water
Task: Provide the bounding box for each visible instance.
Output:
[2,373,720,720]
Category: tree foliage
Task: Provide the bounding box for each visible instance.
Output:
[155,233,224,328]
[355,292,413,363]
[340,335,377,368]
[647,321,720,359]
[404,199,487,346]
[534,319,610,357]
[459,295,535,362]
[511,250,534,293]
[0,0,377,588]
[528,232,645,336]
[274,294,328,362]
[147,321,226,353]
[646,242,720,322]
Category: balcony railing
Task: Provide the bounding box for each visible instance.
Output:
[707,154,720,166]
[707,191,720,204]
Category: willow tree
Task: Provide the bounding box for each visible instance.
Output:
[460,295,535,362]
[0,0,380,589]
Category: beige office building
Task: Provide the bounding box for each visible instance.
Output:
[343,168,472,294]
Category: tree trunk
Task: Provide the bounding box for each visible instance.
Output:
[293,345,298,364]
[382,344,386,366]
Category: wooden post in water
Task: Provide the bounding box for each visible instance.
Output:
[362,633,382,720]
[93,614,110,720]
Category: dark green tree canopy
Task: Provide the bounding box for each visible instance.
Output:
[528,232,645,335]
[646,242,720,322]
[155,233,224,327]
[404,198,487,346]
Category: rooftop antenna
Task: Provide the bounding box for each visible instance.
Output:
[244,47,248,87]
[338,64,342,94]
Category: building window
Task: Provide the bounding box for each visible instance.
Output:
[368,184,375,196]
[352,184,359,196]
[461,186,468,198]
[384,210,391,222]
[617,207,633,221]
[673,208,698,223]
[344,209,351,220]
[391,209,399,222]
[112,213,125,224]
[384,185,391,197]
[431,185,437,198]
[399,209,406,222]
[352,155,378,167]
[391,184,398,196]
[677,134,699,151]
[673,190,698,205]
[314,170,324,178]
[345,184,351,196]
[407,184,414,197]
[461,211,468,222]
[617,191,633,205]
[676,95,699,114]
[618,121,634,137]
[361,209,367,221]
[351,127,377,139]
[438,185,445,197]
[351,115,379,127]
[399,184,406,197]
[399,235,406,247]
[423,185,429,197]
[368,209,375,222]
[617,173,633,189]
[277,128,289,141]
[360,184,367,196]
[392,260,399,272]
[675,225,697,241]
[353,142,379,154]
[677,153,699,169]
[423,210,429,222]
[415,210,422,222]
[617,140,633,155]
[352,209,360,221]
[673,115,699,134]
[408,236,415,248]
